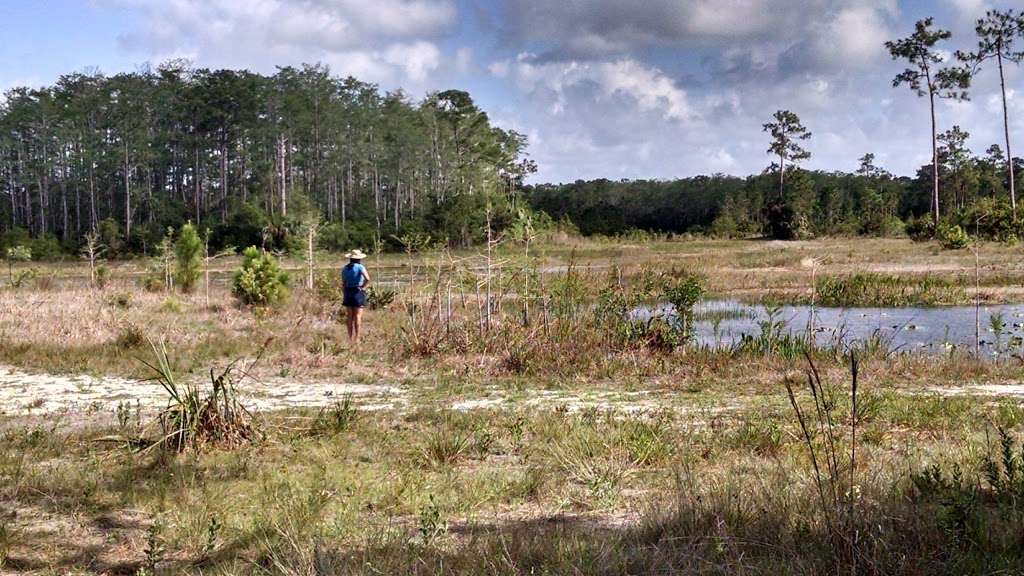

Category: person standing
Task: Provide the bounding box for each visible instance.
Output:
[341,249,371,343]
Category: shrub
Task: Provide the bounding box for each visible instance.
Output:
[142,276,166,293]
[95,265,111,289]
[954,198,1022,243]
[662,271,705,338]
[11,268,36,288]
[115,322,146,349]
[5,245,31,285]
[313,269,343,304]
[98,218,124,257]
[174,222,203,293]
[232,246,289,306]
[906,216,935,241]
[709,213,739,238]
[106,291,132,310]
[28,235,62,260]
[367,286,396,310]
[937,223,971,250]
[160,297,183,314]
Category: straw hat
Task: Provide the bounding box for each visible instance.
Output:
[345,249,368,260]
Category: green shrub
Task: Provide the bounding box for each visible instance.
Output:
[709,213,739,238]
[5,245,31,286]
[142,276,166,293]
[160,297,183,313]
[367,286,396,310]
[174,222,203,293]
[313,269,343,304]
[953,198,1022,243]
[232,246,289,306]
[906,216,935,241]
[95,265,111,289]
[11,268,36,288]
[937,223,971,250]
[662,271,705,338]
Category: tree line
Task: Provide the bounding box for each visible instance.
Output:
[0,62,535,257]
[532,9,1024,244]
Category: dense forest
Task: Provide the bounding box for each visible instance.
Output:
[529,142,1024,242]
[0,62,535,257]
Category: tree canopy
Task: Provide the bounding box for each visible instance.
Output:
[0,63,533,255]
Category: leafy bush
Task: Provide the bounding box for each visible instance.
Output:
[106,291,132,310]
[232,246,289,306]
[142,276,166,293]
[953,198,1022,243]
[95,265,111,289]
[662,271,705,338]
[313,269,343,304]
[11,268,36,288]
[937,223,971,250]
[160,297,183,313]
[174,222,203,293]
[28,235,62,260]
[5,244,32,286]
[98,218,124,257]
[709,213,739,238]
[906,216,935,241]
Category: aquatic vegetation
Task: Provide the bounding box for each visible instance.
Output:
[815,273,967,307]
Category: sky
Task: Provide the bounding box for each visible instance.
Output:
[3,0,1024,183]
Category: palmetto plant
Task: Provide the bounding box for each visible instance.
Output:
[141,339,259,452]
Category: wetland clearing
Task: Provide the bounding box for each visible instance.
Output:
[4,237,1024,574]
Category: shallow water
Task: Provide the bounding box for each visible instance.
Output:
[641,299,1024,356]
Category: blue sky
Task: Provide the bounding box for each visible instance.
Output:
[2,0,1023,183]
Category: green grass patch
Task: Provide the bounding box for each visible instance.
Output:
[815,273,967,307]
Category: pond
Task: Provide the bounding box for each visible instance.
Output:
[640,299,1024,356]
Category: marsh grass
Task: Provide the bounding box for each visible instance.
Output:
[816,273,967,307]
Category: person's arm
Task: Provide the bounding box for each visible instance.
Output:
[361,268,371,288]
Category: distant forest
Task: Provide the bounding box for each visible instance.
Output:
[0,62,534,257]
[528,149,1024,241]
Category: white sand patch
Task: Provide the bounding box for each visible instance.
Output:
[927,384,1024,397]
[451,398,506,410]
[0,365,404,416]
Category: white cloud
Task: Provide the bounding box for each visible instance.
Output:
[494,55,696,122]
[383,42,441,82]
[943,0,989,18]
[107,0,456,89]
[828,6,891,64]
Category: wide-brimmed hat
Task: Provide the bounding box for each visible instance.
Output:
[345,249,367,260]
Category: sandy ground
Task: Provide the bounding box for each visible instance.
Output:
[0,365,707,422]
[0,364,405,417]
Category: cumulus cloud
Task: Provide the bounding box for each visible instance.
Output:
[501,0,811,58]
[493,54,696,121]
[107,0,456,88]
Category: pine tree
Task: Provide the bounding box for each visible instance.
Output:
[174,222,202,293]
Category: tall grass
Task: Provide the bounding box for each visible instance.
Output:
[815,273,967,307]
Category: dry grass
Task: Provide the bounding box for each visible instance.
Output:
[1,238,1024,573]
